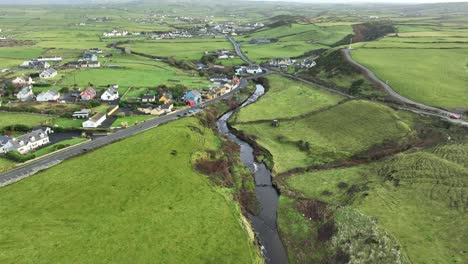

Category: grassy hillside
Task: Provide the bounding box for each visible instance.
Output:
[235,100,413,173]
[286,141,468,264]
[351,48,468,109]
[0,118,261,263]
[235,75,343,122]
[0,113,53,130]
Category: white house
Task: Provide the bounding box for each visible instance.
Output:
[39,68,58,79]
[37,56,62,62]
[246,65,263,74]
[36,89,60,102]
[72,109,91,119]
[16,86,34,102]
[0,128,52,154]
[82,53,98,62]
[20,60,50,69]
[100,86,119,101]
[11,76,34,87]
[82,113,106,128]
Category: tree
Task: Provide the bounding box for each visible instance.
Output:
[350,79,364,95]
[172,84,186,100]
[59,87,70,94]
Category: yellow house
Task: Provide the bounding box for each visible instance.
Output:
[159,92,173,104]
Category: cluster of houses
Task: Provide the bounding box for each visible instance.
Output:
[0,127,52,154]
[235,65,263,75]
[12,77,61,102]
[65,52,101,68]
[102,30,129,37]
[20,56,61,79]
[149,30,193,40]
[216,49,236,59]
[268,58,317,70]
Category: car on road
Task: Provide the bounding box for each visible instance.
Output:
[449,113,461,119]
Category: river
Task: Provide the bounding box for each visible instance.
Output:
[216,84,289,264]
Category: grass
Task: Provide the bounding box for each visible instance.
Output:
[111,115,154,127]
[53,118,84,129]
[351,48,468,109]
[235,100,412,173]
[0,112,53,130]
[286,140,468,264]
[0,158,15,174]
[33,138,87,157]
[235,75,343,122]
[0,117,261,263]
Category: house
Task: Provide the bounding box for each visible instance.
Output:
[39,68,57,79]
[36,89,60,102]
[16,86,34,102]
[0,128,52,154]
[246,65,263,74]
[210,74,229,82]
[141,94,156,102]
[72,109,91,119]
[20,60,50,69]
[249,38,272,44]
[11,76,34,87]
[80,87,97,101]
[270,58,295,68]
[37,56,62,62]
[138,105,164,115]
[82,53,98,62]
[300,60,317,68]
[183,90,202,105]
[161,103,173,113]
[82,113,106,128]
[195,63,208,70]
[159,92,173,104]
[89,48,103,53]
[80,61,101,68]
[100,86,119,101]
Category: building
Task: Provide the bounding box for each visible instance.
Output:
[39,68,58,79]
[249,38,272,44]
[16,86,34,102]
[36,89,60,102]
[270,58,295,68]
[11,76,34,87]
[82,113,106,128]
[210,74,229,82]
[246,65,263,74]
[80,61,101,68]
[300,59,317,68]
[89,48,103,53]
[0,128,52,154]
[159,92,173,104]
[80,87,97,101]
[100,86,119,101]
[37,56,62,62]
[72,109,91,119]
[20,60,50,69]
[82,53,98,62]
[141,94,156,102]
[183,90,202,105]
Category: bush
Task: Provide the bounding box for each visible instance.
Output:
[5,150,36,162]
[2,124,31,133]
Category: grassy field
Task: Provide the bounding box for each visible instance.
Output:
[235,100,412,173]
[111,115,154,127]
[351,48,468,109]
[0,158,15,174]
[286,140,468,264]
[0,112,53,130]
[235,75,343,122]
[0,117,261,263]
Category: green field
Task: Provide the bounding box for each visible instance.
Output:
[0,118,260,263]
[235,100,412,173]
[111,115,154,127]
[0,158,15,173]
[0,112,53,130]
[235,75,343,122]
[351,47,468,109]
[286,140,468,264]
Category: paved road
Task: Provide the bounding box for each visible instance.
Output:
[0,78,253,187]
[226,36,253,65]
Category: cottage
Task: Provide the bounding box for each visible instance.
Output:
[195,63,208,70]
[81,61,101,68]
[80,87,97,101]
[159,92,173,104]
[72,109,91,119]
[246,65,263,74]
[39,68,58,79]
[210,74,229,82]
[20,60,50,69]
[82,53,98,62]
[82,113,106,128]
[36,89,60,102]
[100,86,119,101]
[89,48,103,53]
[16,86,34,102]
[183,90,202,105]
[141,94,156,102]
[301,60,317,68]
[11,76,34,87]
[0,128,52,154]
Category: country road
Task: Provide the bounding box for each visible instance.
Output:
[226,36,253,65]
[0,77,257,187]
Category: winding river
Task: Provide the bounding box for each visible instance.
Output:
[216,84,289,264]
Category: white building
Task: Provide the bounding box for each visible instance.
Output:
[0,128,52,154]
[82,113,107,128]
[100,86,119,101]
[11,76,34,87]
[37,56,62,62]
[39,68,58,79]
[36,89,60,102]
[72,109,91,119]
[16,86,34,102]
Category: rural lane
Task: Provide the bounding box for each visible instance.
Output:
[0,77,260,187]
[226,36,253,65]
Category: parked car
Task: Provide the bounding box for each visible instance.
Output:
[449,113,461,119]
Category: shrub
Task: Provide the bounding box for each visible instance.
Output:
[5,150,36,162]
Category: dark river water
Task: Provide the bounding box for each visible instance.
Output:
[216,84,289,264]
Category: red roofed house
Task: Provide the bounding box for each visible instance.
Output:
[80,87,97,101]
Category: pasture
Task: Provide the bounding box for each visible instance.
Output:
[0,118,261,263]
[0,112,53,130]
[235,75,343,122]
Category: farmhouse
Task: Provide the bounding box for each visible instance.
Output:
[39,68,58,79]
[82,53,98,62]
[0,128,52,154]
[141,94,156,102]
[20,60,50,69]
[72,109,91,119]
[101,86,119,101]
[36,89,60,102]
[80,87,97,101]
[16,86,34,102]
[82,113,106,128]
[11,76,34,87]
